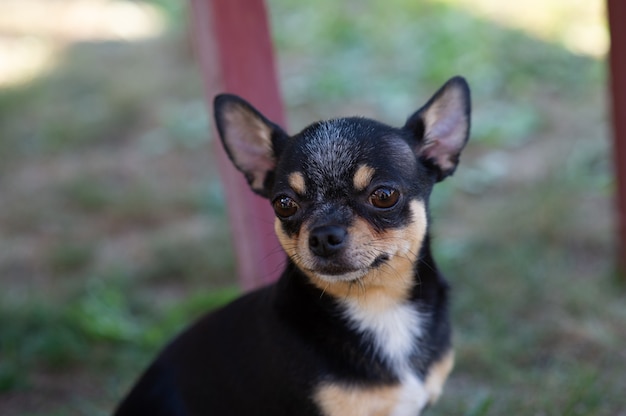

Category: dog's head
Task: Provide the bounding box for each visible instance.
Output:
[214,77,470,298]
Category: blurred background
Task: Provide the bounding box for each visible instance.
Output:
[0,0,623,414]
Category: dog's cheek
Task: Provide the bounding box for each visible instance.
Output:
[274,218,298,259]
[393,200,428,259]
[347,217,377,261]
[371,200,428,285]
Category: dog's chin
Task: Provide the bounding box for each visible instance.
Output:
[313,268,369,283]
[308,254,390,283]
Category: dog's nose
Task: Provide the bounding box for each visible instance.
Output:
[309,225,347,257]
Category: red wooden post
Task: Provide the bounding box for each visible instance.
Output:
[190,0,286,290]
[607,0,626,277]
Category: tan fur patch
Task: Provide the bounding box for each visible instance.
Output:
[315,383,401,416]
[288,172,307,195]
[274,200,427,312]
[353,164,376,191]
[307,200,428,308]
[274,218,298,260]
[424,349,455,405]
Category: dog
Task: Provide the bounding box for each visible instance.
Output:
[114,76,471,416]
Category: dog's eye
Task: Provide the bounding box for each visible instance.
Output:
[273,196,299,218]
[369,187,399,209]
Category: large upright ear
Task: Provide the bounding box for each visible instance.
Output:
[404,76,471,181]
[214,94,289,197]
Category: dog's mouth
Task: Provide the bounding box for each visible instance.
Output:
[370,254,390,268]
[308,254,390,282]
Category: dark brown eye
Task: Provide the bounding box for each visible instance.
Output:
[369,187,400,209]
[273,196,299,218]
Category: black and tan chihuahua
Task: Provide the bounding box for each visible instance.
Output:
[114,76,471,416]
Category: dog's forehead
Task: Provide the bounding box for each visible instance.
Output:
[294,118,414,185]
[302,120,361,182]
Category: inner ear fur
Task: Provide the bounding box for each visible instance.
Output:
[404,76,471,181]
[214,94,288,197]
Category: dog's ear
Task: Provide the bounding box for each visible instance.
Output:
[214,94,289,197]
[404,76,471,181]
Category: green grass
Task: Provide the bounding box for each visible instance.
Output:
[0,0,622,414]
[0,273,238,390]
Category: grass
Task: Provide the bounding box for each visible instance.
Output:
[0,0,623,414]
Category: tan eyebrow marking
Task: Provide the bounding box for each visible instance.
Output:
[288,172,306,195]
[353,164,376,191]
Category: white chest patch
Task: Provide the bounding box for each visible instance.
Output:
[334,298,430,415]
[342,299,423,372]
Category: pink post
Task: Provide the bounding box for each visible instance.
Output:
[190,0,286,289]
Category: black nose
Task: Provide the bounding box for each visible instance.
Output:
[309,225,347,257]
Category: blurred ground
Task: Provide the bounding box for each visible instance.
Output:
[0,0,624,415]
